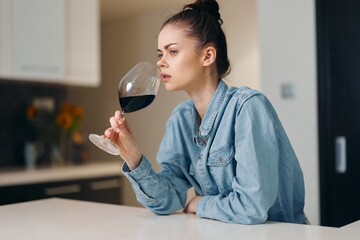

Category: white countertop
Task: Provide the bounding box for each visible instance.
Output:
[0,161,122,187]
[342,220,360,232]
[0,198,359,240]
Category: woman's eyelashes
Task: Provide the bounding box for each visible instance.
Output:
[157,49,178,59]
[169,49,178,56]
[157,52,163,59]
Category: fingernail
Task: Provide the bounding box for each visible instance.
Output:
[118,117,125,125]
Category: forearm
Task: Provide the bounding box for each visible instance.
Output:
[196,190,274,224]
[122,156,190,214]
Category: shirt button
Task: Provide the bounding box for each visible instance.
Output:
[196,137,207,147]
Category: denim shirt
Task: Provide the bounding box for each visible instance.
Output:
[122,80,305,224]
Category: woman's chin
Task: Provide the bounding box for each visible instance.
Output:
[163,82,185,92]
[164,83,176,91]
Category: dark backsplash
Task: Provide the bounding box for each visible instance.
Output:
[0,79,68,168]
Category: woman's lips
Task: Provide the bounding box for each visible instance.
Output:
[161,73,171,82]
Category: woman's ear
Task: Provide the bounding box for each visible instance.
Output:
[202,45,217,67]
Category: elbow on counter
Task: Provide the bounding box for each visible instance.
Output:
[138,196,184,216]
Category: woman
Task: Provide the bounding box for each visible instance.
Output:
[104,0,305,224]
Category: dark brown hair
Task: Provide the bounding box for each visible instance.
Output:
[162,0,231,78]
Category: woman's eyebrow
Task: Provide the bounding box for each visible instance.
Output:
[157,43,179,52]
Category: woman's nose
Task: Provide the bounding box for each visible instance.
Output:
[157,57,167,68]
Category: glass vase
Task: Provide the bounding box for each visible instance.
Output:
[50,144,64,167]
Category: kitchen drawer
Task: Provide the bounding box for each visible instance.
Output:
[0,176,122,205]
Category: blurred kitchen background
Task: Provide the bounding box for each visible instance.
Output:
[1,0,359,228]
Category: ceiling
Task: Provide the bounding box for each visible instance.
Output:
[100,0,189,22]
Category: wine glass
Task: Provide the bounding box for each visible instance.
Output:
[89,61,160,155]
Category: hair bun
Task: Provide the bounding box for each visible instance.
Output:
[184,0,223,24]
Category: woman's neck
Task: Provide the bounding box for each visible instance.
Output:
[188,78,219,120]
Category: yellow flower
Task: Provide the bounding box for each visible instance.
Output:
[26,105,37,120]
[71,106,84,120]
[26,102,84,144]
[56,112,73,129]
[71,131,84,144]
[61,103,73,113]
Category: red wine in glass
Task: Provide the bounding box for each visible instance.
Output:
[119,95,155,113]
[89,61,159,155]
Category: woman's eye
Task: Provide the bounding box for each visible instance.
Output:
[157,53,163,59]
[170,50,178,55]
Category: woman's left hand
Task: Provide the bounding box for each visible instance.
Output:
[183,195,202,214]
[104,110,142,170]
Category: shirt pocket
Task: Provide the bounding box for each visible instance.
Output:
[207,143,235,195]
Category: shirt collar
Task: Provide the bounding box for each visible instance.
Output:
[192,80,228,138]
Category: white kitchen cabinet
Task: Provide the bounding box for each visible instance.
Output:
[0,0,12,77]
[11,0,66,80]
[66,0,100,86]
[0,0,100,87]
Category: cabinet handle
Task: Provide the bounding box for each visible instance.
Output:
[89,179,121,191]
[335,136,347,174]
[45,184,81,196]
[22,64,60,73]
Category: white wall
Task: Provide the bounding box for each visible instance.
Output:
[257,0,319,225]
[221,0,260,89]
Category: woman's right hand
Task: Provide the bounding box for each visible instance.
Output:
[103,110,142,171]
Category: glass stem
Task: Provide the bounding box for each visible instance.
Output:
[120,111,125,121]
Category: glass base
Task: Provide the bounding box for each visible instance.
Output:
[88,134,119,155]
